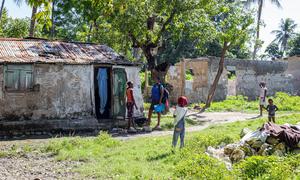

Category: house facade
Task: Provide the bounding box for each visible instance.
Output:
[0,38,143,136]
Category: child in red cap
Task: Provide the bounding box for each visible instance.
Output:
[172,96,188,149]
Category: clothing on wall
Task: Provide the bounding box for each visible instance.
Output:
[97,68,108,114]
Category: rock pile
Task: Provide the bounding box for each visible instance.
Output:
[207,123,300,165]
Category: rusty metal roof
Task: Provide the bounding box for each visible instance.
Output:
[0,38,135,65]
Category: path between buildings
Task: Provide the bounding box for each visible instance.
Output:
[114,111,259,141]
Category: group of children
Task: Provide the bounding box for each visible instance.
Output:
[126,80,279,149]
[259,82,279,123]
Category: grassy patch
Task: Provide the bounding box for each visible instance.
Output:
[190,92,300,112]
[149,113,201,130]
[43,114,300,179]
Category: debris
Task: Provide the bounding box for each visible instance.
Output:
[240,128,252,138]
[206,122,300,167]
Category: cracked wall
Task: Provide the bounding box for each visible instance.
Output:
[0,64,93,120]
[167,57,294,103]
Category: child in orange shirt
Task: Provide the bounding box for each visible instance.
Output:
[126,81,138,131]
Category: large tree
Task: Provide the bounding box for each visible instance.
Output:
[108,0,220,78]
[202,2,253,110]
[244,0,282,60]
[271,18,297,55]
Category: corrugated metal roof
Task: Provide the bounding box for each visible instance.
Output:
[0,38,135,65]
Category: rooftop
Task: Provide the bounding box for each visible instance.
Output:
[0,38,135,65]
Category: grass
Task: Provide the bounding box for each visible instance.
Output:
[190,92,300,113]
[149,113,202,130]
[42,113,300,179]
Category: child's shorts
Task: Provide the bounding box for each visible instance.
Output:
[127,102,134,118]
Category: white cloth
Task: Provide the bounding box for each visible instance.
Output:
[173,106,188,125]
[260,87,267,98]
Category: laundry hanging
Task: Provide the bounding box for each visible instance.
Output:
[97,68,108,114]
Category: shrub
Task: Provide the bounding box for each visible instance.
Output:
[175,153,231,179]
[233,156,295,179]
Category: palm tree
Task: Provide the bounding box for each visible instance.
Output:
[244,0,282,60]
[272,18,297,54]
[14,0,48,37]
[0,0,5,21]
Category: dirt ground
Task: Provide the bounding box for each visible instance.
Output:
[0,112,259,179]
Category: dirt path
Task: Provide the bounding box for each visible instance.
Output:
[114,111,259,140]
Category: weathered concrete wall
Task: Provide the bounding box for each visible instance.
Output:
[0,64,93,120]
[125,66,144,117]
[286,57,300,95]
[166,58,226,103]
[167,57,294,103]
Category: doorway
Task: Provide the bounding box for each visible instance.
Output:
[94,67,112,120]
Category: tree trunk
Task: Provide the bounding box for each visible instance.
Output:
[0,0,5,21]
[202,42,228,112]
[29,6,37,37]
[252,0,263,60]
[50,0,55,39]
[142,46,156,71]
[87,23,93,42]
[143,67,149,98]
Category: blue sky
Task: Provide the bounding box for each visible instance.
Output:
[5,0,300,53]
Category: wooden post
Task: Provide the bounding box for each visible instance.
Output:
[180,59,186,96]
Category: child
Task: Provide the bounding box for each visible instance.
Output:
[126,81,138,132]
[265,99,278,123]
[259,82,267,116]
[172,96,188,149]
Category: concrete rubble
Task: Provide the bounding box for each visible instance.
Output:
[206,123,300,168]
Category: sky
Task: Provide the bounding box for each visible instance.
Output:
[4,0,300,53]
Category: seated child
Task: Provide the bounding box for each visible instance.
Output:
[265,98,278,123]
[172,96,188,149]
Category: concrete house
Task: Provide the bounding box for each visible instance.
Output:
[0,38,144,136]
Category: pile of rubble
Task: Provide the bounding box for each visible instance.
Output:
[206,122,300,167]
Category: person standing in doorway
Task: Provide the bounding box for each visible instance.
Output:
[259,82,267,116]
[147,77,164,130]
[126,81,137,132]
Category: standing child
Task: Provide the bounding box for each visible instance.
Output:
[172,96,188,149]
[265,99,278,123]
[259,82,267,116]
[126,81,138,132]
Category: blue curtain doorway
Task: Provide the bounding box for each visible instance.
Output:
[94,67,111,120]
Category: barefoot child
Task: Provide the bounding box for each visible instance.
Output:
[265,99,278,123]
[126,81,138,132]
[172,96,188,148]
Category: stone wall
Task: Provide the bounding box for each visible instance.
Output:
[167,57,294,103]
[286,57,300,95]
[0,64,144,135]
[0,64,93,120]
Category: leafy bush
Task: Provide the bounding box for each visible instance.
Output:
[175,153,231,179]
[233,155,299,179]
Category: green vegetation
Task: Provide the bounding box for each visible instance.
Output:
[42,114,300,179]
[191,92,300,112]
